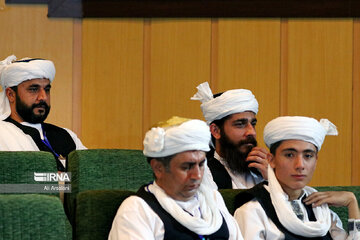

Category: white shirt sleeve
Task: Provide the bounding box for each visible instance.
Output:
[108,196,164,240]
[64,128,87,150]
[234,199,357,240]
[234,199,284,240]
[329,210,360,240]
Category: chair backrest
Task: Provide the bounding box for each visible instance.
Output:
[75,190,135,240]
[0,151,59,195]
[66,149,153,226]
[0,194,72,240]
[68,149,153,193]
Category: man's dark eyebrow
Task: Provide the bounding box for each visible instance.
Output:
[281,148,298,152]
[303,149,316,153]
[181,159,206,166]
[281,148,316,153]
[233,117,257,123]
[233,118,249,123]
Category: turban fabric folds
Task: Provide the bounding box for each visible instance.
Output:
[263,116,338,151]
[143,116,211,158]
[191,82,258,125]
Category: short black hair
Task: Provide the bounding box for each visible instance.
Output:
[269,141,283,155]
[147,154,175,170]
[10,86,18,93]
[210,92,231,146]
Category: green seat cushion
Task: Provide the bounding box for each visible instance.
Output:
[0,194,71,240]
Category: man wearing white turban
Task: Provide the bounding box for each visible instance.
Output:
[234,116,360,240]
[0,55,86,171]
[191,82,268,190]
[108,116,243,240]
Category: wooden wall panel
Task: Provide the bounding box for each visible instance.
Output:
[216,19,281,147]
[287,19,353,186]
[0,4,74,129]
[145,19,211,129]
[81,19,144,149]
[353,20,360,186]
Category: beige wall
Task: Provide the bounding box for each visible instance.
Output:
[1,4,359,186]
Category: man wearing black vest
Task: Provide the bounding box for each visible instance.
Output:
[191,82,268,189]
[234,116,360,239]
[108,117,243,240]
[0,55,86,171]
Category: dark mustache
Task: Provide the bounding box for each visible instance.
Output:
[235,136,257,148]
[32,102,49,109]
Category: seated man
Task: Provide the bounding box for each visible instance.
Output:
[108,116,243,240]
[234,116,360,239]
[0,55,86,171]
[191,82,268,189]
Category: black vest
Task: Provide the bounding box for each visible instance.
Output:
[137,185,230,240]
[234,182,333,240]
[206,150,232,189]
[5,117,76,171]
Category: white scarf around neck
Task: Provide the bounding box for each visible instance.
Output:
[148,181,223,235]
[268,166,332,237]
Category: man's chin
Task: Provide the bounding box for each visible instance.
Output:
[238,145,253,155]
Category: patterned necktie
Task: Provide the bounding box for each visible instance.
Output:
[290,201,304,221]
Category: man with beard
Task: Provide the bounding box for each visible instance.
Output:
[191,82,268,189]
[0,55,86,171]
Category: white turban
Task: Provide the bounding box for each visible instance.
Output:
[263,116,338,151]
[0,55,56,120]
[191,82,258,125]
[143,118,211,158]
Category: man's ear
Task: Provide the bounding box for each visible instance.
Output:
[150,159,164,179]
[210,123,221,140]
[268,153,276,168]
[5,88,16,103]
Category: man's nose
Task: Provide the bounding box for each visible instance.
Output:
[37,89,48,101]
[190,165,202,180]
[245,123,256,137]
[295,156,305,170]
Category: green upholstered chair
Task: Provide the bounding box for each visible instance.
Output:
[72,186,360,240]
[66,149,153,229]
[0,194,72,240]
[0,151,59,196]
[75,190,134,240]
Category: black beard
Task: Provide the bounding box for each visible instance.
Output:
[219,131,259,175]
[16,94,50,123]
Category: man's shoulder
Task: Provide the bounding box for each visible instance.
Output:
[42,122,67,131]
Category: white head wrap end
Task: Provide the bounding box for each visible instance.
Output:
[264,116,338,151]
[191,82,259,125]
[143,119,211,158]
[0,55,55,120]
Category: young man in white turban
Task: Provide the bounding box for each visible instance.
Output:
[0,55,86,171]
[234,116,360,239]
[108,116,243,240]
[191,82,268,189]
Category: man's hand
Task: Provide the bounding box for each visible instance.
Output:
[304,191,360,219]
[246,146,269,179]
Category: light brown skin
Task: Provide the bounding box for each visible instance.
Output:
[210,111,269,179]
[269,139,360,219]
[5,78,51,123]
[151,150,206,201]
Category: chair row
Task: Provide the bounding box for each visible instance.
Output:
[0,150,359,240]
